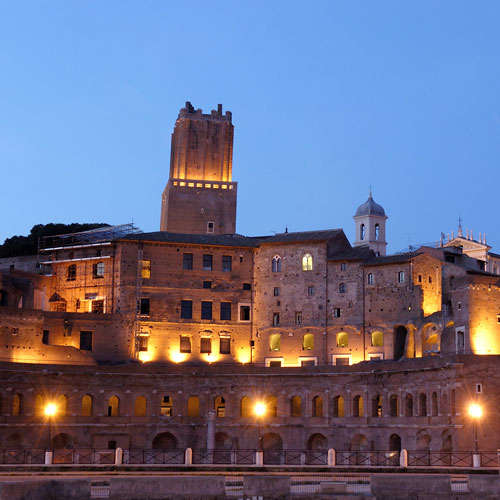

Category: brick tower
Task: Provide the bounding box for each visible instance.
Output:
[160,102,237,234]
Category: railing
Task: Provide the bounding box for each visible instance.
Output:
[0,448,498,468]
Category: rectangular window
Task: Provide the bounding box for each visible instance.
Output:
[201,301,212,320]
[93,262,105,279]
[239,304,250,321]
[180,335,191,353]
[138,336,149,352]
[273,287,280,297]
[307,286,315,296]
[269,360,282,367]
[80,331,93,351]
[200,337,212,353]
[92,299,104,314]
[139,298,150,316]
[203,254,213,271]
[181,300,193,319]
[203,280,212,289]
[243,282,251,290]
[340,263,346,271]
[273,312,280,326]
[418,275,422,283]
[207,221,215,233]
[295,312,302,325]
[333,355,351,366]
[220,302,231,321]
[141,260,151,279]
[398,271,405,283]
[367,273,374,285]
[183,253,193,270]
[220,337,231,354]
[333,308,341,318]
[42,330,50,345]
[222,255,232,272]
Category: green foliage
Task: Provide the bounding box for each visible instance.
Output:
[0,223,110,258]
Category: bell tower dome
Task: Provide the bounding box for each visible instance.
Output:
[353,191,388,256]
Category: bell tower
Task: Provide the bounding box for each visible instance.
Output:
[353,192,388,256]
[160,102,237,234]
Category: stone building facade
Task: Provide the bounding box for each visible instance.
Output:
[1,102,500,456]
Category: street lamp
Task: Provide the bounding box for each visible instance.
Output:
[44,402,57,450]
[254,401,266,451]
[468,403,482,455]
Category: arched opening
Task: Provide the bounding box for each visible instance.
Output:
[302,333,314,350]
[441,392,448,416]
[353,395,364,417]
[214,396,225,418]
[371,331,384,347]
[416,430,431,451]
[307,433,328,451]
[290,396,302,417]
[52,433,73,449]
[389,434,402,452]
[67,264,76,281]
[301,253,313,271]
[333,395,344,417]
[269,333,281,351]
[134,396,147,417]
[81,395,93,417]
[351,433,368,451]
[431,392,438,416]
[336,332,349,348]
[152,432,177,450]
[389,394,399,417]
[419,393,427,417]
[12,394,23,416]
[35,394,44,416]
[187,396,200,417]
[375,224,380,240]
[271,256,282,273]
[372,395,382,417]
[394,326,408,360]
[405,394,413,417]
[107,395,119,417]
[262,433,283,465]
[240,396,252,417]
[360,224,365,241]
[441,430,452,452]
[6,433,23,449]
[422,323,440,355]
[214,432,233,450]
[451,389,456,416]
[312,396,323,417]
[57,394,67,416]
[266,395,278,417]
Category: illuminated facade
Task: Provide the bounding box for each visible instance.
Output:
[1,102,500,455]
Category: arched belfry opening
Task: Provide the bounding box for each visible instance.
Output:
[353,191,388,256]
[394,325,408,360]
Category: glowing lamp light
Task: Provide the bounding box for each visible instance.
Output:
[138,352,151,363]
[44,403,57,417]
[171,352,187,363]
[469,403,482,419]
[254,402,266,417]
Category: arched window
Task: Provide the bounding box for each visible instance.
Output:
[160,395,172,416]
[372,395,382,417]
[336,332,348,348]
[302,333,314,351]
[312,396,323,417]
[134,396,147,417]
[301,253,313,271]
[187,396,200,417]
[419,393,427,417]
[240,396,252,417]
[93,262,105,278]
[290,396,302,417]
[360,224,365,240]
[371,331,384,347]
[353,395,364,417]
[108,396,119,417]
[267,395,278,417]
[35,394,44,416]
[333,395,344,417]
[271,256,282,273]
[389,394,399,417]
[431,392,438,417]
[269,333,281,351]
[57,394,67,416]
[375,224,380,240]
[12,394,23,416]
[338,283,346,293]
[405,394,413,417]
[81,395,93,417]
[215,396,225,418]
[367,273,374,285]
[67,264,76,281]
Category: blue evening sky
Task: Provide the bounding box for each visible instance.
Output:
[1,1,499,254]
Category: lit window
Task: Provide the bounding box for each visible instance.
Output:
[336,331,348,347]
[183,253,193,270]
[269,333,281,351]
[367,273,374,285]
[141,260,151,279]
[272,312,280,326]
[220,301,231,321]
[274,287,280,296]
[93,262,105,279]
[201,301,212,320]
[302,333,314,350]
[138,335,149,352]
[371,331,384,347]
[67,264,76,281]
[272,256,282,272]
[180,300,192,319]
[295,311,302,325]
[160,395,172,416]
[222,255,232,272]
[398,271,405,283]
[200,337,212,353]
[302,253,313,271]
[203,254,213,271]
[339,283,346,293]
[180,335,191,353]
[308,286,315,296]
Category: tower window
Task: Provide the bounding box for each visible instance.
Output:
[141,260,151,279]
[375,224,380,241]
[93,262,105,279]
[308,286,315,296]
[207,221,215,233]
[398,271,405,283]
[295,311,302,325]
[273,312,280,326]
[360,224,365,241]
[274,287,280,296]
[67,264,76,281]
[367,273,374,285]
[302,253,313,271]
[340,263,346,271]
[272,256,282,272]
[333,308,341,318]
[339,283,346,293]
